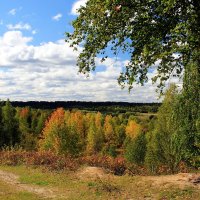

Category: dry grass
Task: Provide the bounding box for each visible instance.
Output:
[0,179,43,200]
[0,165,199,200]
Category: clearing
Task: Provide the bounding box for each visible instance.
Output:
[0,165,199,200]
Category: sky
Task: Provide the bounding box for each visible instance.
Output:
[0,0,172,102]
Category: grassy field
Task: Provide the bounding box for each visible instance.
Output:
[0,165,199,200]
[0,180,43,200]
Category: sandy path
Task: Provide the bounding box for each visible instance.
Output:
[76,166,107,180]
[0,167,199,199]
[0,170,58,199]
[145,173,200,189]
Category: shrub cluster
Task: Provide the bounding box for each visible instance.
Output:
[0,147,25,166]
[78,155,126,175]
[0,149,78,171]
[0,149,190,175]
[0,149,127,175]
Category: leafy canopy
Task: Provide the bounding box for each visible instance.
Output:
[66,0,200,91]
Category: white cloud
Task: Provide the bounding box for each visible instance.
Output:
[52,13,62,21]
[32,30,37,35]
[0,20,3,25]
[0,30,163,102]
[71,0,87,15]
[8,8,17,15]
[7,22,32,31]
[0,31,32,46]
[8,7,22,16]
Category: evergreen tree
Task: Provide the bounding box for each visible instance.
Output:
[145,85,186,173]
[125,132,147,165]
[112,116,126,148]
[1,99,19,146]
[18,107,36,150]
[173,63,200,167]
[35,112,48,135]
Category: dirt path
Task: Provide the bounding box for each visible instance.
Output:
[144,172,200,189]
[0,170,58,199]
[0,167,199,199]
[76,167,200,188]
[76,166,107,180]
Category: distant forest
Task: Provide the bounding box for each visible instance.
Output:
[0,86,199,173]
[2,101,161,114]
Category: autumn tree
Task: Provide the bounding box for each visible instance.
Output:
[86,112,104,154]
[69,111,86,149]
[125,120,142,140]
[124,119,146,165]
[86,117,97,154]
[39,108,66,154]
[66,0,199,168]
[39,108,80,155]
[103,115,117,156]
[94,112,104,151]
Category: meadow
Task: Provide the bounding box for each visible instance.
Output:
[0,97,199,199]
[0,164,199,200]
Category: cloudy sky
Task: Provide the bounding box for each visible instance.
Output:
[0,0,165,102]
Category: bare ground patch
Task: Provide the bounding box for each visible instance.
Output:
[76,166,108,180]
[0,167,199,200]
[0,170,58,199]
[144,173,200,189]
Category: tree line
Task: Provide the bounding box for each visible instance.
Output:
[0,86,199,173]
[0,100,145,154]
[5,101,160,114]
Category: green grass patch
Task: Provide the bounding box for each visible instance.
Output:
[0,165,69,187]
[0,165,199,200]
[0,180,43,200]
[159,187,198,200]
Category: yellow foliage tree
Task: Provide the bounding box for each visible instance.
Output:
[126,120,141,139]
[39,108,66,154]
[104,115,115,143]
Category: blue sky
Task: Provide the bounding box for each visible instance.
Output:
[0,0,166,102]
[0,0,75,44]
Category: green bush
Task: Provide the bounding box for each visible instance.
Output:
[125,133,147,165]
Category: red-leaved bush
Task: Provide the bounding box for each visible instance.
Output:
[0,149,189,175]
[0,149,78,171]
[78,155,126,175]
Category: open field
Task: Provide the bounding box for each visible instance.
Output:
[0,165,199,200]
